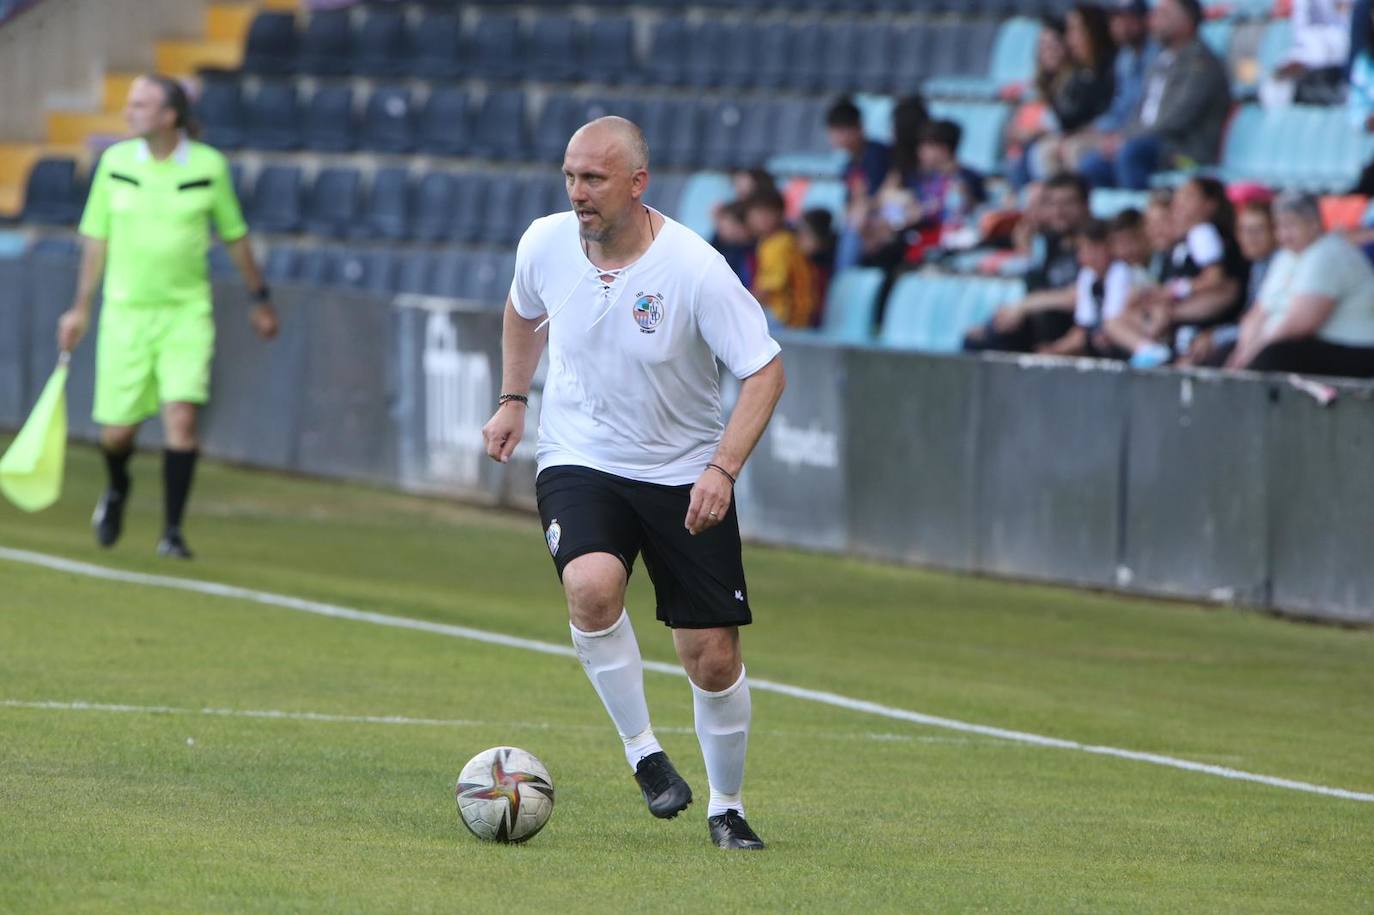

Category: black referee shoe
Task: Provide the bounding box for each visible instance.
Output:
[92,488,128,548]
[633,751,692,819]
[156,528,194,560]
[708,809,766,850]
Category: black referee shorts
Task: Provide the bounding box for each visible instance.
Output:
[534,465,752,629]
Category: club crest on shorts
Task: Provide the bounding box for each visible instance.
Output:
[545,519,561,557]
[632,292,664,334]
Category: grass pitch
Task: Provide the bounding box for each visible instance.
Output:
[2,443,1372,913]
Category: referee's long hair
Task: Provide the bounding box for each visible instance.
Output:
[145,73,201,139]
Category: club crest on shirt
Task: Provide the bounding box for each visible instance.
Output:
[632,292,665,334]
[545,519,561,557]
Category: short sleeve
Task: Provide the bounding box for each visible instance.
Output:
[696,250,781,379]
[1256,250,1297,318]
[509,221,547,319]
[210,154,248,243]
[1290,236,1353,302]
[1101,262,1135,321]
[1186,223,1224,268]
[1073,268,1098,327]
[77,156,111,241]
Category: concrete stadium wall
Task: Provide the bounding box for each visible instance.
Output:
[0,0,209,140]
[4,257,1373,624]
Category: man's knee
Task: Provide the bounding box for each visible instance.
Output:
[677,627,742,692]
[162,403,199,449]
[563,553,628,632]
[101,425,138,452]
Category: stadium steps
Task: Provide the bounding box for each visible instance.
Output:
[154,38,242,75]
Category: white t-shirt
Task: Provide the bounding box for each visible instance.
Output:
[1074,261,1150,327]
[1166,222,1225,299]
[1260,234,1374,347]
[510,210,781,485]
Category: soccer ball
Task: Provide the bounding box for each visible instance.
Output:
[455,746,555,843]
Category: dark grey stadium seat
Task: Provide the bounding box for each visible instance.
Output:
[822,21,862,92]
[196,78,245,151]
[244,81,300,151]
[685,20,730,89]
[469,13,521,82]
[295,246,330,285]
[242,12,298,76]
[645,17,688,86]
[354,6,407,78]
[579,16,634,85]
[789,22,826,93]
[738,99,782,168]
[855,22,895,93]
[303,166,361,238]
[533,93,578,163]
[395,250,435,294]
[482,175,522,245]
[463,250,517,306]
[413,171,459,242]
[299,8,353,77]
[719,20,759,89]
[19,158,82,226]
[892,23,934,88]
[528,15,579,83]
[248,165,303,234]
[468,90,526,161]
[428,249,469,299]
[263,245,299,281]
[451,172,491,244]
[417,87,469,157]
[361,86,416,153]
[357,167,411,241]
[408,10,463,80]
[303,86,355,152]
[701,99,750,170]
[755,22,792,90]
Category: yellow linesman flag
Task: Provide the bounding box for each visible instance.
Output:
[0,354,70,512]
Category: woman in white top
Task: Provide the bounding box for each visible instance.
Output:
[1228,192,1374,378]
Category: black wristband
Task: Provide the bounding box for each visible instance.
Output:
[498,393,529,407]
[706,462,736,485]
[252,285,271,303]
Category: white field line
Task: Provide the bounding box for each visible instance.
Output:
[0,699,972,746]
[2,545,1371,804]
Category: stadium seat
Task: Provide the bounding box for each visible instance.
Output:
[685,20,731,89]
[579,15,635,86]
[700,99,751,170]
[801,178,846,222]
[482,175,522,245]
[644,172,685,219]
[361,86,416,153]
[242,12,299,76]
[821,21,862,92]
[645,17,689,86]
[1200,19,1234,59]
[527,15,580,83]
[196,78,245,151]
[357,167,411,241]
[18,158,82,226]
[676,171,733,239]
[925,17,1039,99]
[642,98,704,169]
[248,165,304,234]
[738,100,783,170]
[294,246,330,286]
[302,86,356,152]
[718,20,760,89]
[880,274,964,351]
[244,81,301,151]
[450,172,491,244]
[354,6,407,77]
[533,93,578,163]
[263,244,299,281]
[929,101,1011,176]
[891,23,935,88]
[1090,188,1150,218]
[395,250,435,294]
[579,96,641,125]
[328,246,384,292]
[755,22,793,90]
[299,8,354,77]
[819,267,885,343]
[412,171,459,242]
[855,22,896,94]
[788,22,827,93]
[408,10,463,80]
[468,90,526,161]
[463,250,517,306]
[303,167,361,238]
[416,87,470,157]
[469,13,522,82]
[1252,18,1293,91]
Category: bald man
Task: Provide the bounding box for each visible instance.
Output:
[482,118,785,850]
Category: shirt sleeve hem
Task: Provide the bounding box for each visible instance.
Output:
[730,339,782,380]
[510,289,545,320]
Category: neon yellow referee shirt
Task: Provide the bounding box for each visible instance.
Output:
[78,137,248,310]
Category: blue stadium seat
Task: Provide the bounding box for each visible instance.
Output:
[645,17,689,86]
[302,86,355,152]
[469,13,522,82]
[801,178,846,223]
[855,22,895,94]
[299,8,353,77]
[1200,19,1234,59]
[789,22,826,92]
[244,81,301,151]
[412,172,457,242]
[685,20,731,89]
[528,15,580,82]
[354,6,407,77]
[1090,188,1149,218]
[483,175,523,245]
[533,93,578,163]
[468,90,526,161]
[579,15,635,85]
[1253,18,1293,91]
[395,250,435,295]
[819,267,885,343]
[450,172,491,244]
[880,274,964,351]
[196,78,245,151]
[416,87,469,157]
[755,22,793,90]
[248,165,304,234]
[294,246,330,285]
[263,244,299,282]
[357,167,410,241]
[408,10,463,80]
[929,101,1011,175]
[19,158,82,226]
[676,171,733,239]
[718,20,759,89]
[700,99,751,170]
[925,17,1039,99]
[361,86,416,153]
[242,12,299,76]
[304,167,361,238]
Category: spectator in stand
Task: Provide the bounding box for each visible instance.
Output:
[964,172,1091,352]
[797,208,837,324]
[1266,0,1353,106]
[1180,199,1278,366]
[711,200,754,286]
[1348,0,1374,130]
[1229,192,1374,377]
[1041,210,1152,356]
[731,167,778,204]
[1009,18,1072,187]
[1094,0,1159,136]
[1032,4,1118,180]
[1104,176,1247,365]
[1141,188,1177,280]
[745,190,818,330]
[1077,0,1230,189]
[828,96,892,272]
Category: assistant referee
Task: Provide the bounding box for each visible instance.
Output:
[57,74,278,559]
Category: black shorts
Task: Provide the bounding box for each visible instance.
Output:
[534,465,752,629]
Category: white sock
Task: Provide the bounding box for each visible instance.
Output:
[692,667,751,818]
[570,610,663,770]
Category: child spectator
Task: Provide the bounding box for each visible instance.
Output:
[1180,199,1278,366]
[1042,209,1152,357]
[745,190,818,329]
[797,208,837,325]
[711,200,754,286]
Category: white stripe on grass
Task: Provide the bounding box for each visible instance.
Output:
[2,545,1371,804]
[0,699,972,746]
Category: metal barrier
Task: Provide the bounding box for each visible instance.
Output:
[4,257,1373,624]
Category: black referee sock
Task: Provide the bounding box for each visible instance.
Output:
[102,446,133,497]
[162,448,199,533]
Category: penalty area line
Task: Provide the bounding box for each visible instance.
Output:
[2,545,1371,804]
